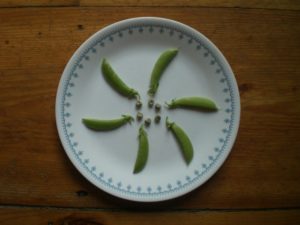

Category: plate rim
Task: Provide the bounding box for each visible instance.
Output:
[55,17,241,202]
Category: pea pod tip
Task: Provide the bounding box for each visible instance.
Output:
[121,114,134,123]
[169,47,179,53]
[134,92,141,100]
[101,57,107,64]
[165,100,176,109]
[165,116,173,129]
[139,124,145,132]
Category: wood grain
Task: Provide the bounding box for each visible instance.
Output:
[80,0,300,10]
[0,7,300,209]
[0,0,78,7]
[1,0,300,10]
[0,208,300,225]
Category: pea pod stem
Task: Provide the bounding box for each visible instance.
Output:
[166,117,193,165]
[166,96,218,111]
[82,115,133,131]
[148,48,178,96]
[133,125,149,174]
[101,58,140,100]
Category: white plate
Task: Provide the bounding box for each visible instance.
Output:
[56,17,240,202]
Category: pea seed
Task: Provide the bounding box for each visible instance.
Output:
[136,100,142,109]
[155,103,161,112]
[148,99,154,108]
[144,118,151,127]
[136,112,143,121]
[154,115,161,123]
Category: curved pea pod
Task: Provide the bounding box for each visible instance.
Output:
[166,96,218,111]
[166,117,193,165]
[82,115,133,131]
[148,48,178,96]
[101,58,139,99]
[133,125,149,174]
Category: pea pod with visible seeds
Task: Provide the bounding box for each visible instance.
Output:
[101,58,139,99]
[166,117,193,165]
[133,125,149,174]
[166,96,218,111]
[82,115,133,131]
[148,48,178,96]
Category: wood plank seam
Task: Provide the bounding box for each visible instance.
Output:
[0,204,300,212]
[0,5,299,11]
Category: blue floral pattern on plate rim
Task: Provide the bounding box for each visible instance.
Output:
[56,17,240,202]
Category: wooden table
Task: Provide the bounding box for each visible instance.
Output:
[1,1,300,224]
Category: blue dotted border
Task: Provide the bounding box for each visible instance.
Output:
[60,23,236,198]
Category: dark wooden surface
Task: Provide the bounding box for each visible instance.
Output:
[0,2,300,224]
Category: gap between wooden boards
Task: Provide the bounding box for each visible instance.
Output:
[0,0,299,10]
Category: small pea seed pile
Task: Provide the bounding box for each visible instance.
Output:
[135,98,162,128]
[82,48,218,174]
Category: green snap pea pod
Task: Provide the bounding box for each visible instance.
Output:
[166,97,218,111]
[166,117,193,165]
[82,115,133,131]
[133,125,149,174]
[101,58,139,99]
[148,48,178,96]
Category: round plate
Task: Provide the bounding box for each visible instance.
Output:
[55,17,240,202]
